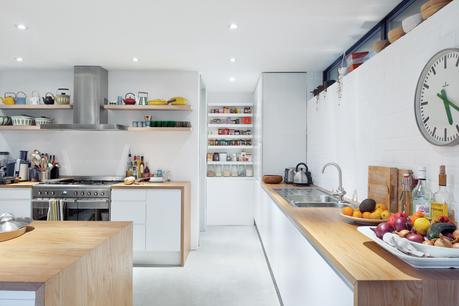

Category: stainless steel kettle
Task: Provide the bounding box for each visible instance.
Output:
[293,162,313,186]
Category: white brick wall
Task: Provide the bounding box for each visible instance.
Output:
[307,1,459,217]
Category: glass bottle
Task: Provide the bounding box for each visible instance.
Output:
[399,173,413,215]
[432,165,450,221]
[412,167,432,218]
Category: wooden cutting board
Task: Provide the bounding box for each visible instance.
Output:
[368,166,398,212]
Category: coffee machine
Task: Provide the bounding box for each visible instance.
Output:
[14,150,29,181]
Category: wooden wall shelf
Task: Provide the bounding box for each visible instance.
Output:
[104,105,192,111]
[127,127,192,132]
[0,126,40,130]
[0,104,73,110]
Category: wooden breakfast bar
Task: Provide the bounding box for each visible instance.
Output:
[0,221,133,306]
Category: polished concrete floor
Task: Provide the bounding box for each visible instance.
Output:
[134,226,280,306]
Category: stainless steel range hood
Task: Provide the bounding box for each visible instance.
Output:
[42,66,127,131]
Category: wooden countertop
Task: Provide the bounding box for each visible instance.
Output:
[111,181,190,189]
[0,181,39,188]
[0,221,131,285]
[262,183,459,306]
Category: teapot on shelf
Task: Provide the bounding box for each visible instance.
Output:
[42,92,55,105]
[1,92,16,105]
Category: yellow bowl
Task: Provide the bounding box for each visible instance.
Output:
[148,99,168,105]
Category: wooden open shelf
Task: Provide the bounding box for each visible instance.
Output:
[104,105,192,111]
[127,127,192,132]
[0,104,72,110]
[0,125,40,130]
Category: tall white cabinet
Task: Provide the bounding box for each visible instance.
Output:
[255,72,310,177]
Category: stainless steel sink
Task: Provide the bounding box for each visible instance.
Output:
[273,187,346,208]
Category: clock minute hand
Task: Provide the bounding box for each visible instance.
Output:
[437,90,454,125]
[439,89,459,111]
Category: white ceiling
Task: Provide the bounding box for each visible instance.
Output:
[0,0,400,92]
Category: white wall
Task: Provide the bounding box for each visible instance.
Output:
[307,2,459,215]
[207,92,254,105]
[0,69,201,249]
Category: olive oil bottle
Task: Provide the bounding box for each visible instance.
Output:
[431,165,450,221]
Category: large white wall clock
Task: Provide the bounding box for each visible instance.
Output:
[415,48,459,146]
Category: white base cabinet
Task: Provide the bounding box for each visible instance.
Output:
[255,183,353,306]
[207,178,255,225]
[111,188,182,266]
[0,188,32,218]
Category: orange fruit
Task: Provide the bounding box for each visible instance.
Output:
[376,203,387,211]
[370,211,382,219]
[362,212,372,219]
[342,206,353,216]
[381,210,390,220]
[353,210,362,218]
[411,211,425,223]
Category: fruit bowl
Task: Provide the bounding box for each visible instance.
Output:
[340,213,388,225]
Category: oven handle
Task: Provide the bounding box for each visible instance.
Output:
[31,199,78,209]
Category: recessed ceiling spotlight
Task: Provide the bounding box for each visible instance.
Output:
[230,57,236,63]
[132,57,139,62]
[229,23,238,30]
[229,77,236,82]
[15,57,24,62]
[15,24,28,30]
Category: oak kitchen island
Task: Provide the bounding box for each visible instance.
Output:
[0,221,132,306]
[258,183,459,306]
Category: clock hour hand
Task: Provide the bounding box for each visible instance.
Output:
[438,89,459,111]
[437,90,454,125]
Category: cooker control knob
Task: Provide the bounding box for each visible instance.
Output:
[80,191,85,196]
[87,192,91,196]
[51,191,55,196]
[100,192,105,196]
[74,191,78,196]
[38,191,42,195]
[94,192,98,196]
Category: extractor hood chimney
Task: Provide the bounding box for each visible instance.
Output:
[42,66,127,131]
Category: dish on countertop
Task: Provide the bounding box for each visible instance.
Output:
[340,213,387,225]
[358,226,459,268]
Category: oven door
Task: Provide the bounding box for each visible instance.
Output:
[76,199,110,221]
[31,199,77,220]
[32,198,110,221]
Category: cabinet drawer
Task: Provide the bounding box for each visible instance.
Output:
[111,201,146,224]
[111,189,146,202]
[0,200,32,218]
[0,188,32,200]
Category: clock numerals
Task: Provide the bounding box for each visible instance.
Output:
[423,83,429,89]
[432,126,437,137]
[423,116,430,124]
[421,101,428,106]
[432,67,436,75]
[444,128,447,141]
[456,57,459,67]
[444,56,447,69]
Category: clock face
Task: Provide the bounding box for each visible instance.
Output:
[415,48,459,146]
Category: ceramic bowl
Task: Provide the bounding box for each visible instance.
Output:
[34,117,53,126]
[11,115,34,126]
[402,13,422,33]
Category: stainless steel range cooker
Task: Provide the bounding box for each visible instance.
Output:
[32,176,123,221]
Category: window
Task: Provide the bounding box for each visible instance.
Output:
[323,0,424,82]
